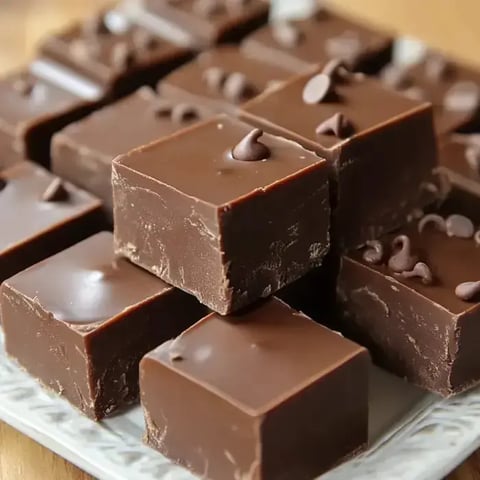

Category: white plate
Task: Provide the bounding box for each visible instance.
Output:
[2,331,480,480]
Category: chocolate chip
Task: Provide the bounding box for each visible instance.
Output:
[202,66,227,92]
[465,143,480,174]
[381,64,411,90]
[443,81,480,112]
[321,59,350,81]
[302,73,334,104]
[315,113,354,139]
[171,104,199,124]
[418,213,446,234]
[193,0,225,17]
[272,22,303,48]
[388,235,418,273]
[445,214,475,238]
[424,53,452,82]
[325,30,362,66]
[223,72,256,103]
[82,14,110,37]
[133,30,159,51]
[399,262,433,285]
[42,178,69,202]
[231,128,270,162]
[455,281,480,302]
[362,240,384,265]
[111,42,135,70]
[13,76,34,96]
[153,100,173,117]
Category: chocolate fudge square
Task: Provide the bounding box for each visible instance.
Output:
[39,11,193,98]
[0,68,98,166]
[1,232,206,420]
[141,297,369,480]
[158,46,293,114]
[113,115,330,314]
[241,8,392,75]
[140,0,269,48]
[338,208,480,396]
[52,87,211,220]
[381,52,480,135]
[0,161,102,286]
[241,64,437,250]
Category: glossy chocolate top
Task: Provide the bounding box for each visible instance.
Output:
[5,231,172,327]
[40,12,188,87]
[0,161,100,253]
[56,87,210,161]
[241,8,392,72]
[0,70,88,133]
[114,115,326,205]
[145,297,366,413]
[159,46,293,113]
[350,210,480,314]
[241,65,427,150]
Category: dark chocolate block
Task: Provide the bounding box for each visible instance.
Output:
[141,297,369,480]
[0,67,98,166]
[241,8,392,75]
[241,64,438,250]
[52,87,211,220]
[158,46,293,114]
[139,0,269,48]
[380,52,480,135]
[0,161,102,286]
[338,208,480,396]
[113,115,330,314]
[1,232,206,420]
[39,11,193,98]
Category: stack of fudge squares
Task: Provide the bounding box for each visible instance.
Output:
[1,1,480,479]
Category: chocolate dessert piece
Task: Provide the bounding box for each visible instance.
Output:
[39,11,193,98]
[241,8,393,75]
[158,46,293,114]
[1,232,206,420]
[52,87,210,220]
[380,52,480,135]
[113,115,330,314]
[338,208,480,396]
[139,0,269,48]
[0,68,98,166]
[141,297,369,480]
[0,161,102,286]
[241,64,438,250]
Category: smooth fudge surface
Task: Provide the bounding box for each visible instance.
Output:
[141,297,369,480]
[39,12,192,97]
[241,8,392,74]
[140,0,269,47]
[338,209,480,395]
[0,68,95,166]
[241,65,437,249]
[52,86,210,219]
[113,115,330,314]
[381,52,480,135]
[0,161,102,284]
[159,46,293,114]
[1,232,206,420]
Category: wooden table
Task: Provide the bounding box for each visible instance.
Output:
[1,1,480,478]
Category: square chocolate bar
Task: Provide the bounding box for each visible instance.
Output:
[141,297,369,480]
[1,232,206,420]
[158,46,293,114]
[241,64,437,249]
[241,7,392,74]
[139,0,269,48]
[338,207,480,395]
[381,52,480,135]
[0,68,97,166]
[52,87,212,220]
[0,161,102,286]
[39,11,193,98]
[113,115,330,314]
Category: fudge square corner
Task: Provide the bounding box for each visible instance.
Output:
[112,115,330,314]
[240,62,439,250]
